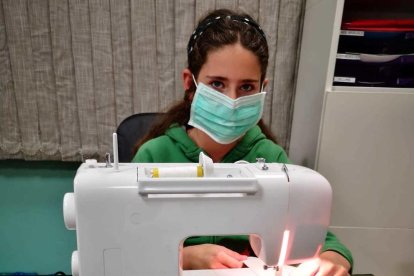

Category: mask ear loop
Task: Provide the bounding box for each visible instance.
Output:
[260,82,265,93]
[192,74,198,88]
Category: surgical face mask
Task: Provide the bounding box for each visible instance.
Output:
[188,77,266,144]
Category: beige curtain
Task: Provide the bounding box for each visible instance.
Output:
[0,0,304,161]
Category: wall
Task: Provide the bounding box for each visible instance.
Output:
[289,0,338,168]
[317,92,414,276]
[0,160,78,274]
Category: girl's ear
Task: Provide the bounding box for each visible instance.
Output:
[182,68,194,91]
[262,78,269,91]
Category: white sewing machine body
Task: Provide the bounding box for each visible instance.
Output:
[64,158,332,276]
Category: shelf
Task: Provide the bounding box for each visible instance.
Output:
[332,0,414,88]
[330,85,414,93]
[342,0,414,21]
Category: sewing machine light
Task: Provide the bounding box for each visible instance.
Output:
[277,230,290,267]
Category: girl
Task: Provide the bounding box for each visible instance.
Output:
[133,9,352,275]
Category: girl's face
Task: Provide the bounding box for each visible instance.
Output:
[183,43,267,99]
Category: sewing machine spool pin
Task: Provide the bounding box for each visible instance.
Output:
[112,133,119,170]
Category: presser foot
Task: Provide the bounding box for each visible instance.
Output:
[263,265,279,271]
[263,265,293,276]
[263,265,283,275]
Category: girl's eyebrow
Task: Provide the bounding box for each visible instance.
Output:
[205,75,259,83]
[205,75,227,81]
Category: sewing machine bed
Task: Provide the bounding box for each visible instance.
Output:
[183,257,296,275]
[183,258,375,276]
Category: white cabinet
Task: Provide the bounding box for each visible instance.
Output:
[290,1,414,275]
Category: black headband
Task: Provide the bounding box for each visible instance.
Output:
[187,15,267,55]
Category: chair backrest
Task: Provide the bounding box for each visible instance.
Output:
[116,112,163,162]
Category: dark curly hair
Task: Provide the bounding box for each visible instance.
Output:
[187,9,268,83]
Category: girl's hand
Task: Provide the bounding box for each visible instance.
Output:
[294,251,351,276]
[182,244,248,270]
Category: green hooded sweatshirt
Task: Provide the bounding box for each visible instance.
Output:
[132,124,353,267]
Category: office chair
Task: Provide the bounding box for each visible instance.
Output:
[116,112,163,162]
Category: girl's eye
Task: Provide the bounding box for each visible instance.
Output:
[240,84,254,92]
[210,81,224,90]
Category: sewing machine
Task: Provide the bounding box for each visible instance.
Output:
[63,149,332,276]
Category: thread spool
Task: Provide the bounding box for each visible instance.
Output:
[150,165,203,178]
